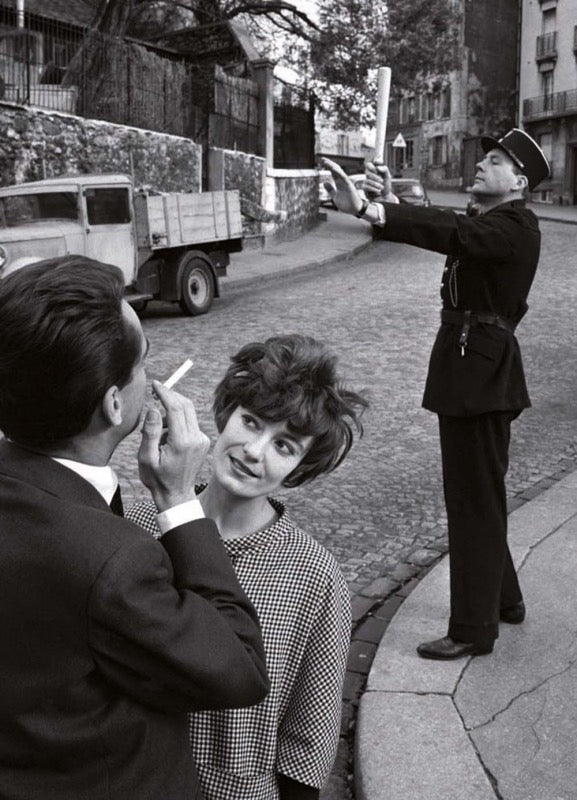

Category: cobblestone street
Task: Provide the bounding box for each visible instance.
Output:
[113,218,577,594]
[110,217,577,798]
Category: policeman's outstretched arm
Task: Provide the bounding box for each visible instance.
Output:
[322,158,398,225]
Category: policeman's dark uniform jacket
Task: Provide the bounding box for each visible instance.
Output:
[373,187,541,648]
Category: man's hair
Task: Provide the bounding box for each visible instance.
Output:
[0,256,141,448]
[213,334,369,487]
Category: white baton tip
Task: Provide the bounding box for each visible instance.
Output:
[162,358,194,389]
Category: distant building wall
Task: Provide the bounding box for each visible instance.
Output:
[519,0,577,205]
[385,0,519,191]
[0,103,202,191]
[316,125,366,174]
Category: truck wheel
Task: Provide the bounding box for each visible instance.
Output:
[179,257,215,316]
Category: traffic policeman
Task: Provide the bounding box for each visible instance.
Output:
[323,128,550,659]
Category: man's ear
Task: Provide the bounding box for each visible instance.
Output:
[101,385,123,427]
[515,173,529,193]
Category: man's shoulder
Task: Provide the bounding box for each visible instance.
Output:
[491,199,540,228]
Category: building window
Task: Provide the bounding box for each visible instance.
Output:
[426,93,435,120]
[542,7,556,33]
[441,87,451,118]
[399,98,407,124]
[542,70,554,110]
[407,96,416,123]
[429,136,447,166]
[337,133,349,156]
[405,139,414,168]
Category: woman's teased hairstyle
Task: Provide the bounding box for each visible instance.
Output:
[213,334,368,487]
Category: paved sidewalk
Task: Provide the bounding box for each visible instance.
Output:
[355,467,577,800]
[221,210,373,291]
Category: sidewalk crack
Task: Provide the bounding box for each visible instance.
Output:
[467,656,577,734]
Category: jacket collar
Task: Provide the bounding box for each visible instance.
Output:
[0,439,111,513]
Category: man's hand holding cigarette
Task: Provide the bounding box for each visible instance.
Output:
[138,363,210,512]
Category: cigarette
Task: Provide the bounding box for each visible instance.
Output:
[162,358,193,389]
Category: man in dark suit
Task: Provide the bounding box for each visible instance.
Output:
[323,128,550,660]
[0,256,269,799]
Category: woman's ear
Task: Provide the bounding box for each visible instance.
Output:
[101,385,123,427]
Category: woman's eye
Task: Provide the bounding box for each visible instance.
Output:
[276,439,294,455]
[242,414,257,428]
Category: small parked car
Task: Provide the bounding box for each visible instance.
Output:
[390,178,431,207]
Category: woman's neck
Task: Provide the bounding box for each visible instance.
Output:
[199,479,279,540]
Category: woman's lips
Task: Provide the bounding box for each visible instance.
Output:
[229,455,258,478]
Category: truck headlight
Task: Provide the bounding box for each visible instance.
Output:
[0,245,6,269]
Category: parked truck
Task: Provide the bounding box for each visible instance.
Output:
[0,173,243,315]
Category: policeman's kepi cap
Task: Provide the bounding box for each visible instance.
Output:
[480,127,551,190]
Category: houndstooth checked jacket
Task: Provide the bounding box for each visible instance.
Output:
[126,493,352,800]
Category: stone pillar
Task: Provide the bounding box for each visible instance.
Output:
[252,58,275,168]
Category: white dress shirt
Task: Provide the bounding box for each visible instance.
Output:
[52,457,205,533]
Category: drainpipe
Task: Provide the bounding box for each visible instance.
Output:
[16,0,25,28]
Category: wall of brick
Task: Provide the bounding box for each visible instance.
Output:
[0,103,202,192]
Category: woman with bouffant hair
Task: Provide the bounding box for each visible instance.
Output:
[127,334,368,800]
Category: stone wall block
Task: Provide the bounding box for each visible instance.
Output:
[0,104,202,193]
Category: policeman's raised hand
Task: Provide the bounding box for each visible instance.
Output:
[138,381,210,512]
[365,163,399,203]
[321,158,364,216]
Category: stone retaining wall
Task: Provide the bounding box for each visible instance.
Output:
[0,103,202,192]
[0,103,319,243]
[208,148,266,237]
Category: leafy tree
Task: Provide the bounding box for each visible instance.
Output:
[76,0,459,133]
[310,0,461,127]
[91,0,318,41]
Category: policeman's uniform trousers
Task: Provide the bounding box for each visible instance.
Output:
[439,411,524,648]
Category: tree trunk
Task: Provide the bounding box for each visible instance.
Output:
[93,0,135,35]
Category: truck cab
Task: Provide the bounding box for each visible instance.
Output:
[0,174,242,315]
[0,175,137,283]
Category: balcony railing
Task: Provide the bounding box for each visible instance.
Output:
[536,31,557,61]
[523,88,577,121]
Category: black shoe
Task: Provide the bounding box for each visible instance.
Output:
[417,636,493,660]
[500,601,526,624]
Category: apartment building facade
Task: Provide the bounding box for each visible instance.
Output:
[520,0,577,204]
[384,0,519,190]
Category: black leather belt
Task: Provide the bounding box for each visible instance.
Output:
[440,309,516,357]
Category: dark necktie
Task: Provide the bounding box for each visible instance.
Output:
[110,485,124,517]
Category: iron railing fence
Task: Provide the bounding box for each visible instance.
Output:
[0,9,261,153]
[523,88,577,121]
[536,30,557,61]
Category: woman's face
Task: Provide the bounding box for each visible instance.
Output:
[212,406,313,499]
